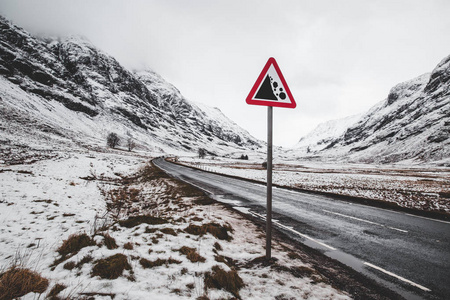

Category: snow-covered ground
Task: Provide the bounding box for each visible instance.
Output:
[0,150,351,299]
[179,156,450,214]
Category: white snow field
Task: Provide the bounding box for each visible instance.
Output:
[0,150,351,300]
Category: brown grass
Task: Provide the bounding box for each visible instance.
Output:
[213,242,222,251]
[0,267,49,300]
[178,246,206,263]
[105,186,142,216]
[63,261,76,270]
[184,223,233,241]
[214,255,237,269]
[102,233,118,249]
[160,228,178,236]
[118,215,168,228]
[139,162,169,182]
[123,242,134,250]
[204,265,244,299]
[75,255,93,269]
[139,257,182,268]
[47,283,67,299]
[57,233,95,258]
[91,254,131,279]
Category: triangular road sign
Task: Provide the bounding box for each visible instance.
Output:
[246,57,296,108]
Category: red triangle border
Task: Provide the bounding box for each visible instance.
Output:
[246,57,296,109]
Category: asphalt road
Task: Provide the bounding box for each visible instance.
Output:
[153,158,450,300]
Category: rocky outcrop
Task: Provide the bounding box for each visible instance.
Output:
[0,16,262,155]
[295,54,450,164]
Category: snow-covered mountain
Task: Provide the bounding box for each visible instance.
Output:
[294,54,450,165]
[0,16,262,163]
[294,114,361,153]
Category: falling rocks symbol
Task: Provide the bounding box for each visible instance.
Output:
[255,75,278,101]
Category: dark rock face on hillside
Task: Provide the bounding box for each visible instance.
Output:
[324,54,450,164]
[296,53,450,164]
[0,16,262,154]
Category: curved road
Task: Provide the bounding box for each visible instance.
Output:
[154,158,450,300]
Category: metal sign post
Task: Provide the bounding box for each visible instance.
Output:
[266,106,273,259]
[246,57,296,261]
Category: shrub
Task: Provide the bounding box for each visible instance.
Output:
[0,267,49,300]
[91,254,131,279]
[127,137,136,152]
[57,233,95,258]
[198,148,206,159]
[204,265,244,298]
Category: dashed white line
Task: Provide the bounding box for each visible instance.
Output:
[364,262,431,292]
[323,210,408,233]
[250,211,337,251]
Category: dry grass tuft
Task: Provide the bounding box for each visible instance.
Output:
[0,267,49,300]
[139,257,182,269]
[178,246,206,263]
[47,283,67,299]
[184,223,233,241]
[160,227,178,236]
[75,255,93,269]
[214,255,237,269]
[63,261,76,270]
[57,233,95,258]
[101,233,118,250]
[204,265,244,299]
[118,215,168,228]
[213,242,222,251]
[91,254,131,280]
[123,242,134,250]
[193,196,215,205]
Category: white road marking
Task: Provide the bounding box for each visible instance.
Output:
[345,201,450,225]
[364,262,431,292]
[250,212,337,251]
[323,210,408,233]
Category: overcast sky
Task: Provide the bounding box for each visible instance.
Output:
[1,0,449,147]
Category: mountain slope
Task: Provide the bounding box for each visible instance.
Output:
[0,16,262,163]
[294,54,450,165]
[293,114,361,153]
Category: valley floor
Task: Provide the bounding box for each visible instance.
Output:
[0,150,372,300]
[179,156,450,217]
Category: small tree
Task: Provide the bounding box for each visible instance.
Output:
[126,137,136,152]
[198,148,206,159]
[107,132,120,149]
